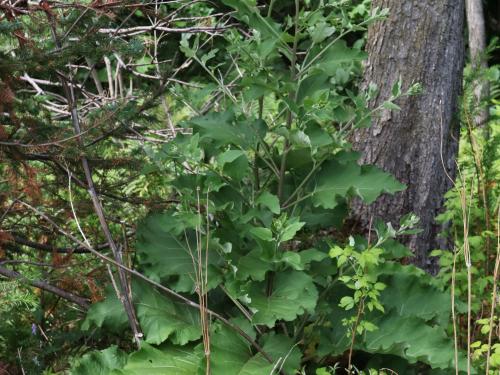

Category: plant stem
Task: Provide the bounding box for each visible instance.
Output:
[347,298,365,373]
[277,0,300,203]
[451,250,459,375]
[464,106,491,273]
[282,158,325,208]
[485,208,500,374]
[267,0,276,17]
[254,97,265,192]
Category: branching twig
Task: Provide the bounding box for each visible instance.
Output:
[98,24,236,36]
[0,264,90,308]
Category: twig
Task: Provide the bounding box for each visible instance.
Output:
[0,197,20,227]
[17,348,26,375]
[67,168,91,247]
[6,234,106,254]
[456,167,474,375]
[380,368,399,375]
[0,259,76,269]
[104,56,114,98]
[277,0,299,203]
[0,264,90,308]
[85,57,105,96]
[21,73,44,95]
[97,24,236,36]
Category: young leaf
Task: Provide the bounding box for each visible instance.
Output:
[249,227,274,241]
[280,220,305,242]
[382,101,401,111]
[329,246,344,258]
[256,192,280,214]
[280,251,304,270]
[339,296,355,310]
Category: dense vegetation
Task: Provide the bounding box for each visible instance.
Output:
[0,1,498,374]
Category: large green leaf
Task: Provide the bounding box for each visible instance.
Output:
[82,281,201,346]
[187,111,267,148]
[312,157,405,209]
[297,248,329,269]
[208,326,275,375]
[115,343,201,375]
[217,149,250,181]
[256,192,280,215]
[305,123,334,150]
[221,0,286,57]
[81,287,127,333]
[314,40,368,75]
[249,226,274,241]
[71,346,127,375]
[358,263,468,371]
[363,313,463,371]
[249,270,318,327]
[237,249,273,281]
[235,355,275,375]
[136,214,195,280]
[296,73,330,105]
[262,333,301,374]
[136,213,221,291]
[300,203,347,230]
[134,281,202,345]
[377,263,450,324]
[186,111,236,145]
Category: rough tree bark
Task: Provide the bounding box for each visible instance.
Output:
[466,0,489,126]
[352,0,465,273]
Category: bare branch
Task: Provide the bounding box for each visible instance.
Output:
[0,265,90,309]
[98,24,236,37]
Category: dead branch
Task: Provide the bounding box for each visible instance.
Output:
[0,264,90,308]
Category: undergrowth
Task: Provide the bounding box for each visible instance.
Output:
[0,2,497,375]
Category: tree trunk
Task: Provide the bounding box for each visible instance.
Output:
[352,0,465,273]
[467,0,487,64]
[466,0,489,127]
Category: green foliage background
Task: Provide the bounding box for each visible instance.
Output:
[0,1,497,374]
